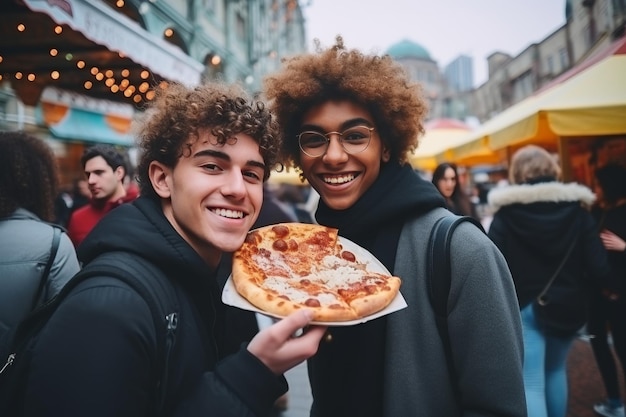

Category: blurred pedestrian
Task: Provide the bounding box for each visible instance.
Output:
[432,162,478,219]
[487,144,611,417]
[66,144,137,246]
[263,35,525,417]
[0,131,80,357]
[588,163,626,417]
[53,178,90,228]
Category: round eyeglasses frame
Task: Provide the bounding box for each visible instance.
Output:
[296,126,375,158]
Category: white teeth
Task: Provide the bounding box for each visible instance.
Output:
[323,174,355,184]
[212,208,244,219]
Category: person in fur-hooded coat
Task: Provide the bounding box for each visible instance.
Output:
[487,145,611,417]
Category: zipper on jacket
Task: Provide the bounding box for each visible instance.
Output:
[157,312,178,413]
[0,353,15,375]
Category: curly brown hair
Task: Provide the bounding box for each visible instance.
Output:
[263,36,428,168]
[0,131,58,221]
[135,82,281,201]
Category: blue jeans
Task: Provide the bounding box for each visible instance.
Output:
[521,303,575,417]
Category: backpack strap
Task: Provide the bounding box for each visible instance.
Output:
[427,215,484,404]
[3,252,178,416]
[31,225,62,310]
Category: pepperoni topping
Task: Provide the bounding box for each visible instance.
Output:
[304,298,321,307]
[272,239,288,251]
[272,224,290,238]
[341,251,356,262]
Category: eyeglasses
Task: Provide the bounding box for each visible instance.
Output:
[297,126,375,158]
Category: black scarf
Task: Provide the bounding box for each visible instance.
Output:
[315,162,445,272]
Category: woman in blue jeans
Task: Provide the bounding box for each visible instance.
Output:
[521,304,575,417]
[488,145,611,417]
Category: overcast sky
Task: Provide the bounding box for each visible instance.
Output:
[302,0,566,86]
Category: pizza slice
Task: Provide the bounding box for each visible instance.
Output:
[231,223,402,322]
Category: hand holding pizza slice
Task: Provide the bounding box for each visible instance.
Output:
[231,223,402,322]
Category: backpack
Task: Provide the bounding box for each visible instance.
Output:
[0,223,62,361]
[0,251,179,416]
[427,214,484,403]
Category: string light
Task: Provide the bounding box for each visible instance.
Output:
[164,28,173,37]
[5,16,156,107]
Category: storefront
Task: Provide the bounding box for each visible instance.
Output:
[440,35,626,188]
[1,0,204,185]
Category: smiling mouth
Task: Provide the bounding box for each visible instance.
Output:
[211,208,245,219]
[322,174,356,184]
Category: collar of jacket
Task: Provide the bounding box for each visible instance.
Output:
[487,181,596,213]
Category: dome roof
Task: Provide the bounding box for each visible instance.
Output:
[386,39,431,60]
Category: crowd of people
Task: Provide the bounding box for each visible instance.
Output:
[0,36,625,417]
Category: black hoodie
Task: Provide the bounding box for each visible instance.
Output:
[23,197,286,417]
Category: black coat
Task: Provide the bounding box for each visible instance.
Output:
[22,197,286,417]
[488,181,612,308]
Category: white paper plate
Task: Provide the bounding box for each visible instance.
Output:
[221,236,407,326]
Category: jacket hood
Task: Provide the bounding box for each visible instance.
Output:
[488,181,595,258]
[488,182,595,212]
[77,197,211,280]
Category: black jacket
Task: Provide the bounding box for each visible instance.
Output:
[487,181,612,308]
[22,197,286,417]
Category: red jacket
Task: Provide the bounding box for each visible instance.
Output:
[67,193,137,247]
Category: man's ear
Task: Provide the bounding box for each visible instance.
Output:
[114,166,126,182]
[149,161,172,198]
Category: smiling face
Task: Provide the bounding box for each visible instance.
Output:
[149,130,265,268]
[298,100,389,210]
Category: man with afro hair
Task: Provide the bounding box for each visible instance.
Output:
[263,36,526,417]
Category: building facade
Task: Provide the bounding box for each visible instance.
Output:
[386,0,625,125]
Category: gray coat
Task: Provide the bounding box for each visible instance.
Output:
[0,208,80,351]
[384,208,526,417]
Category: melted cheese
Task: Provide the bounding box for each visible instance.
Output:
[262,277,341,305]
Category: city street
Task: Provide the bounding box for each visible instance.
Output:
[272,337,625,417]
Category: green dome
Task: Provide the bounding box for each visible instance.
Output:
[386,39,431,60]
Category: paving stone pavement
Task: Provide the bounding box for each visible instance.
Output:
[567,337,626,417]
[270,336,625,417]
[271,361,312,417]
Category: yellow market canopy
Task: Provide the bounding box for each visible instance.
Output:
[441,35,626,166]
[410,119,472,170]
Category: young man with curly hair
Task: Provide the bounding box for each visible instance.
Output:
[16,82,326,417]
[263,36,526,417]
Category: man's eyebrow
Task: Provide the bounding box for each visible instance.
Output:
[194,149,265,170]
[300,117,373,132]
